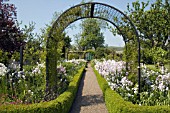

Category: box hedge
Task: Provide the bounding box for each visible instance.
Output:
[92,65,170,113]
[0,66,85,113]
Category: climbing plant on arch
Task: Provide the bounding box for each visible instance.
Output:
[45,2,141,100]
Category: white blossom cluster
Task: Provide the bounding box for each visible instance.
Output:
[66,59,87,65]
[0,63,7,77]
[32,62,45,74]
[0,61,45,97]
[94,59,126,78]
[141,64,170,92]
[94,59,132,91]
[94,59,170,105]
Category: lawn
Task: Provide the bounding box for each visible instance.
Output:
[146,64,170,72]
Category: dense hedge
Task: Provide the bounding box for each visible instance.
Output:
[92,65,170,113]
[0,66,85,113]
[93,67,109,99]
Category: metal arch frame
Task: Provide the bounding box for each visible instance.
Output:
[49,2,138,40]
[46,2,141,97]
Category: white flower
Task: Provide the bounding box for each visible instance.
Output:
[31,92,34,95]
[22,75,25,79]
[150,93,154,97]
[108,82,111,86]
[0,63,7,76]
[151,85,157,90]
[18,80,22,83]
[127,93,131,97]
[166,87,169,91]
[111,77,115,81]
[110,83,118,90]
[28,90,31,93]
[134,90,138,94]
[106,78,110,81]
[126,72,129,76]
[126,87,130,91]
[144,92,148,95]
[18,71,24,78]
[32,67,40,74]
[158,82,165,91]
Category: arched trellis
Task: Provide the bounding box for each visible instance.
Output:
[45,2,141,100]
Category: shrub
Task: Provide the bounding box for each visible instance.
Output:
[93,67,109,98]
[68,53,79,60]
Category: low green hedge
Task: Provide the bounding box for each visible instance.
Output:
[92,65,170,113]
[0,66,85,113]
[105,88,170,113]
[93,67,109,99]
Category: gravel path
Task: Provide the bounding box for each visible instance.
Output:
[69,63,108,113]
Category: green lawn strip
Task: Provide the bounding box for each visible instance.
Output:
[146,64,170,72]
[146,64,160,72]
[0,66,85,113]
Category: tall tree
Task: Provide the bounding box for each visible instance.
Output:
[61,32,71,59]
[21,22,44,65]
[126,0,170,49]
[78,18,105,50]
[107,0,170,65]
[0,0,22,53]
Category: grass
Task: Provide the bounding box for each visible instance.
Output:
[165,64,170,71]
[146,64,170,72]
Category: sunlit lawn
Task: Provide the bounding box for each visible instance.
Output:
[146,64,170,72]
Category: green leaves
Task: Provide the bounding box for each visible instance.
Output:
[128,0,169,49]
[78,18,105,50]
[143,47,168,64]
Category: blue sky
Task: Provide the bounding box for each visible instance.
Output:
[8,0,150,47]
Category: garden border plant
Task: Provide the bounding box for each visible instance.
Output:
[91,62,170,113]
[0,66,85,113]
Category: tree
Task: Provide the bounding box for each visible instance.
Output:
[74,33,83,50]
[109,0,170,66]
[78,18,105,50]
[22,22,44,65]
[61,32,71,59]
[126,0,169,49]
[95,47,105,59]
[0,0,23,53]
[143,47,168,64]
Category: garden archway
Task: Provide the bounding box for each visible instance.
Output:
[45,2,141,99]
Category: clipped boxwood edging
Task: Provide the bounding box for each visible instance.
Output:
[92,66,109,99]
[0,66,86,113]
[92,64,170,113]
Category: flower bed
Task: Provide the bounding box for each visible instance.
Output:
[0,65,86,113]
[92,61,170,112]
[0,61,46,104]
[93,59,170,106]
[0,59,86,105]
